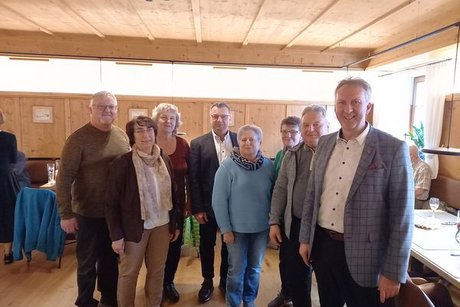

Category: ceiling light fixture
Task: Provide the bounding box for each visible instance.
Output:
[422,25,460,156]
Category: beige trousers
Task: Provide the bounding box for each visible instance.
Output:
[117,224,170,307]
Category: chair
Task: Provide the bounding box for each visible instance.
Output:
[13,187,66,266]
[413,277,455,307]
[384,274,454,307]
[381,274,434,307]
[25,158,56,188]
[395,276,435,307]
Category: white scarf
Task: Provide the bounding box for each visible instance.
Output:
[132,144,172,223]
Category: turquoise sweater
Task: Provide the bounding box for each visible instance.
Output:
[212,157,275,234]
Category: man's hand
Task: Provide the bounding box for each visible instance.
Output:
[223,231,234,244]
[112,238,125,255]
[269,225,282,247]
[194,212,208,224]
[61,217,78,234]
[299,243,311,265]
[378,275,400,303]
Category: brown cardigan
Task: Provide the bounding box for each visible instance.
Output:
[105,150,179,243]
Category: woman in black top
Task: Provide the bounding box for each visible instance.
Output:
[0,110,18,264]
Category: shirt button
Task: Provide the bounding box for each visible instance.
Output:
[335,192,339,195]
[331,223,334,226]
[339,177,342,180]
[332,208,336,211]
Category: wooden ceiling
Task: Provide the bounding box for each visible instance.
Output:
[0,0,459,69]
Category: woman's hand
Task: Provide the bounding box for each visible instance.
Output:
[112,238,125,255]
[170,228,180,242]
[184,201,192,218]
[223,231,234,244]
[194,212,208,224]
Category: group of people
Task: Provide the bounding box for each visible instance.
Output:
[0,76,417,307]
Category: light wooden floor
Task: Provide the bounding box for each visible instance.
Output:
[0,241,320,307]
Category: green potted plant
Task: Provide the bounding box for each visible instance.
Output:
[408,122,425,159]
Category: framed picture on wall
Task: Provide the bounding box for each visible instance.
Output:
[129,108,148,119]
[32,106,53,123]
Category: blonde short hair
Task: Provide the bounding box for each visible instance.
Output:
[151,103,181,135]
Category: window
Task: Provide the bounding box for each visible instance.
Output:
[410,75,426,132]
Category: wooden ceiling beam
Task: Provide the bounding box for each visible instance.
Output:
[191,0,202,43]
[282,0,340,50]
[59,1,105,39]
[127,0,155,41]
[321,0,416,52]
[365,26,459,69]
[242,0,267,46]
[0,2,54,36]
[0,32,367,69]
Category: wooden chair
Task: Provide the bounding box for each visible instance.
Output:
[384,275,454,307]
[394,276,435,307]
[413,277,455,307]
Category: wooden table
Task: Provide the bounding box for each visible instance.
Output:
[411,209,460,288]
[40,182,55,190]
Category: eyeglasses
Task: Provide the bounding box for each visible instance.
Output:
[211,114,230,120]
[280,130,299,135]
[94,105,118,111]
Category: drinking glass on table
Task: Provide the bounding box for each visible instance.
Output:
[54,159,60,180]
[46,163,55,183]
[429,197,439,219]
[456,210,460,244]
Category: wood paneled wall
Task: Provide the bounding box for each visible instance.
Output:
[438,93,460,180]
[0,92,328,158]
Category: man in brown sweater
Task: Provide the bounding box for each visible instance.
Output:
[56,91,130,307]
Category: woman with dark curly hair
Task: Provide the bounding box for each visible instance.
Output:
[105,116,180,306]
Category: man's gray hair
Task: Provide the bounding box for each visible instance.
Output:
[89,91,118,107]
[237,124,263,142]
[301,105,327,118]
[335,77,372,102]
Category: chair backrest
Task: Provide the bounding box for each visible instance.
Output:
[13,187,65,262]
[418,282,455,307]
[394,276,435,307]
[26,159,52,187]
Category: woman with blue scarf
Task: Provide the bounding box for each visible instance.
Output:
[212,124,275,307]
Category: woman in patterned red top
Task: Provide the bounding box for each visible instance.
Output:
[152,103,191,302]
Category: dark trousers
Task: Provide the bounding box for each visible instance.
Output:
[279,226,291,299]
[280,217,312,307]
[199,215,228,285]
[164,230,183,285]
[311,226,394,307]
[75,215,118,307]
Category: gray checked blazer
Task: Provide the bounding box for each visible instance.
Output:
[299,125,414,287]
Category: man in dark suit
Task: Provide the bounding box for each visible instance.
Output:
[189,102,238,303]
[299,78,414,307]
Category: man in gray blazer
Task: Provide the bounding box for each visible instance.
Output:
[299,78,414,307]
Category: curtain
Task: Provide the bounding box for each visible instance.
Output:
[424,61,452,178]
